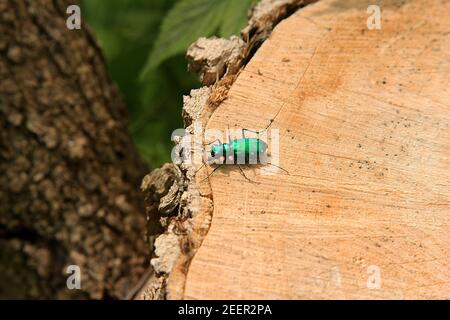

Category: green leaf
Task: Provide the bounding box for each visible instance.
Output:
[219,0,254,37]
[140,0,227,79]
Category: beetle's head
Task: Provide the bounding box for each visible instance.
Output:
[207,144,221,162]
[208,142,231,164]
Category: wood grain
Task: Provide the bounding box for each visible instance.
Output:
[186,0,450,299]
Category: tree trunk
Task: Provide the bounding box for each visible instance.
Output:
[0,0,148,299]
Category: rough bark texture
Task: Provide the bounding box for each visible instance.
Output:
[0,0,148,299]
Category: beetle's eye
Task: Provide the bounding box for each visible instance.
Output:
[211,149,216,157]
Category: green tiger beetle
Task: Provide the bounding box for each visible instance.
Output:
[199,119,289,183]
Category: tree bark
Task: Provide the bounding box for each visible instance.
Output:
[0,0,148,299]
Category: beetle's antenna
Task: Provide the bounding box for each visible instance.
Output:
[237,164,260,184]
[266,103,285,130]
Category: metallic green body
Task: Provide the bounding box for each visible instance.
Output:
[211,138,268,164]
[231,138,267,156]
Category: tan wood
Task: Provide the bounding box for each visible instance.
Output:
[185,0,450,299]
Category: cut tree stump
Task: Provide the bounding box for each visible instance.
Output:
[182,0,450,299]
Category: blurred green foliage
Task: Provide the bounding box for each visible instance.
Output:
[82,0,255,167]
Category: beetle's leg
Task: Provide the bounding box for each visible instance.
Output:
[242,128,260,134]
[242,104,283,137]
[242,128,262,139]
[237,164,259,184]
[203,138,221,147]
[203,139,222,163]
[227,125,233,144]
[201,164,223,183]
[239,101,285,140]
[194,162,206,174]
[225,126,235,165]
